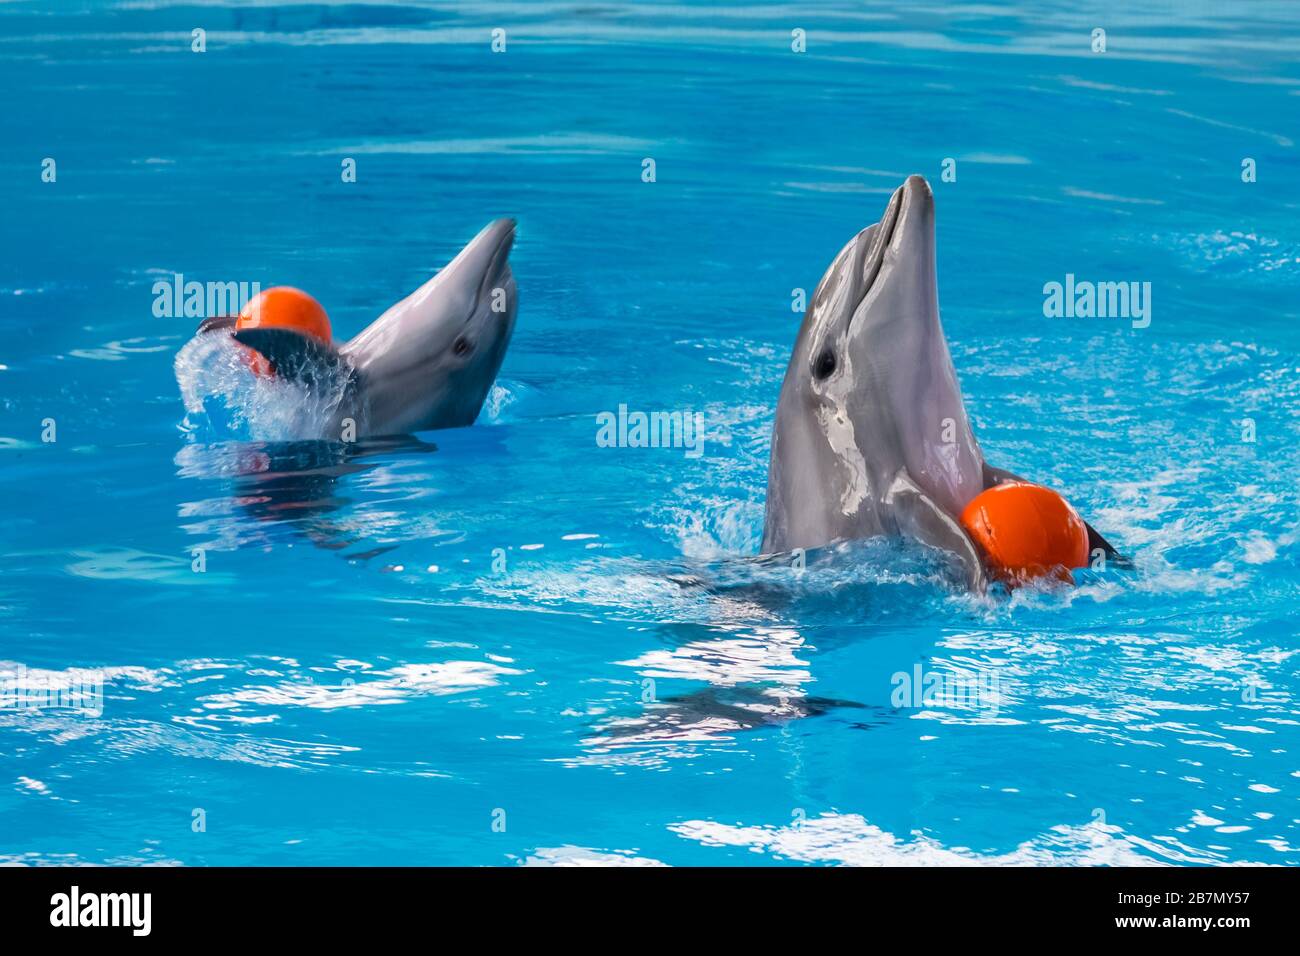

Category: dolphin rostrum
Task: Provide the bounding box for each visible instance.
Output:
[761,176,1119,589]
[199,218,518,438]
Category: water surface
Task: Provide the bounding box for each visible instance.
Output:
[1,1,1298,866]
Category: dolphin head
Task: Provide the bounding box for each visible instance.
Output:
[340,218,518,435]
[762,176,985,553]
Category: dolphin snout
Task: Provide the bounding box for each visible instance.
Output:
[895,175,934,241]
[469,217,516,297]
[435,217,516,299]
[899,178,930,240]
[846,175,939,330]
[902,173,931,197]
[484,217,516,267]
[861,175,933,287]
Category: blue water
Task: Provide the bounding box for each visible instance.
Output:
[2,1,1298,866]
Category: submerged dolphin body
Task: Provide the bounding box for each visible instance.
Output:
[202,218,518,438]
[761,176,1119,589]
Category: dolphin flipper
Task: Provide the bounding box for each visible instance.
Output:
[885,472,988,592]
[982,464,1131,569]
[232,327,356,391]
[1081,522,1129,567]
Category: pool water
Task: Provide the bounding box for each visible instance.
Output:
[1,1,1298,866]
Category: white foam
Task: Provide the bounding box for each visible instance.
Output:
[174,333,355,441]
[671,811,1253,866]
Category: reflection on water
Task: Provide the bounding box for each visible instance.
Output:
[586,686,871,747]
[176,435,438,559]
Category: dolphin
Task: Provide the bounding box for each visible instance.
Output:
[761,176,1120,589]
[197,218,518,438]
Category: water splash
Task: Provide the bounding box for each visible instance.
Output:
[173,332,357,441]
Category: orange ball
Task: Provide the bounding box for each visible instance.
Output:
[960,481,1090,584]
[235,287,332,377]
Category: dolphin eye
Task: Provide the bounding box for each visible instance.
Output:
[453,336,472,356]
[814,348,836,380]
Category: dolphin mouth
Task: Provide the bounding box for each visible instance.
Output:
[856,184,904,307]
[432,217,517,308]
[474,218,516,301]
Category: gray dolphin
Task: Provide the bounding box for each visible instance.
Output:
[200,218,518,437]
[761,176,1119,589]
